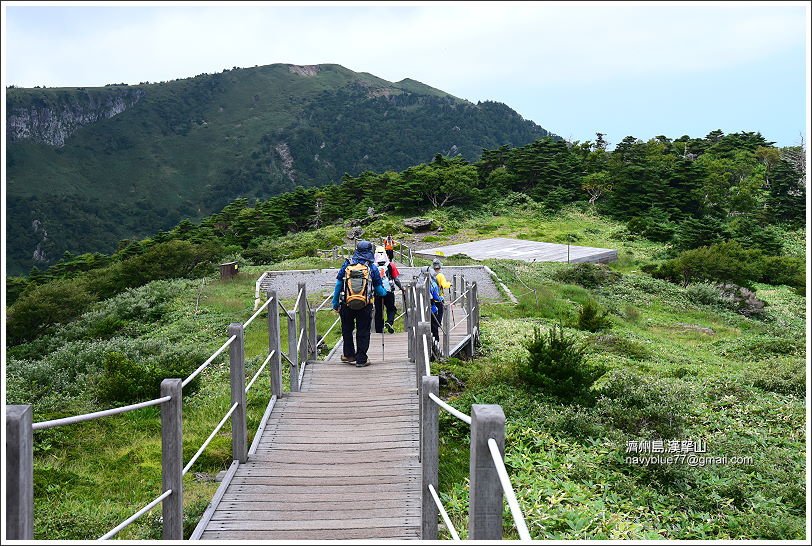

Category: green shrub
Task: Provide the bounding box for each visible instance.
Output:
[759,255,805,289]
[95,348,202,405]
[577,300,612,332]
[588,334,651,361]
[745,359,805,397]
[517,325,604,402]
[648,241,764,287]
[595,369,691,438]
[622,304,641,323]
[686,282,723,306]
[553,262,621,288]
[246,229,343,264]
[7,278,97,345]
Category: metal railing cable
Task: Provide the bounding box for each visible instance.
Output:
[315,293,333,313]
[488,438,531,540]
[183,402,240,476]
[244,294,274,328]
[277,299,291,316]
[183,335,237,388]
[317,315,341,346]
[24,288,330,541]
[245,350,275,394]
[450,292,466,306]
[428,392,472,425]
[99,489,173,540]
[32,396,172,431]
[428,483,461,541]
[292,288,304,313]
[297,328,305,354]
[280,350,296,367]
[423,334,431,375]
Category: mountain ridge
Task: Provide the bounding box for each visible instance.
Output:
[6,62,554,274]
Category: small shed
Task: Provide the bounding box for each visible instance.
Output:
[219,261,239,281]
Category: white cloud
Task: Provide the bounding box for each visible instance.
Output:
[3,3,805,90]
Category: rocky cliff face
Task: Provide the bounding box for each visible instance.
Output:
[7,88,145,147]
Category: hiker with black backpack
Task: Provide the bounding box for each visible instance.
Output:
[332,240,388,367]
[373,251,403,334]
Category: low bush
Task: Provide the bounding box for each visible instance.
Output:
[95,346,204,405]
[6,278,97,345]
[577,300,613,332]
[759,255,805,289]
[588,334,651,361]
[553,262,622,288]
[517,325,604,403]
[595,369,692,438]
[647,241,764,287]
[686,282,723,306]
[745,359,805,397]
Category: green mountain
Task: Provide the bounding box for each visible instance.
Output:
[5,63,553,274]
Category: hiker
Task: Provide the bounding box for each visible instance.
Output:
[383,235,397,261]
[373,251,403,334]
[428,271,445,350]
[332,240,388,367]
[431,258,451,297]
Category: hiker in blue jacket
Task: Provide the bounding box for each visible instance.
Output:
[428,273,444,346]
[332,240,388,367]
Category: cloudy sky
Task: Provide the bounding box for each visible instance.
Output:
[2,1,809,147]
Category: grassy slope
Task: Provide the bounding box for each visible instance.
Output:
[6,207,806,539]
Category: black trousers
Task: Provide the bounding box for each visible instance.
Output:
[385,248,394,261]
[430,304,444,342]
[340,304,373,364]
[374,292,397,333]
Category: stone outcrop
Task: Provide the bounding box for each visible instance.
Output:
[7,88,144,147]
[403,217,435,232]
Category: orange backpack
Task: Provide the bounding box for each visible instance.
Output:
[342,263,372,309]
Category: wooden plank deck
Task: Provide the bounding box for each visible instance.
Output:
[196,334,424,540]
[416,236,618,264]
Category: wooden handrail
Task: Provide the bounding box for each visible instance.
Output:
[7,272,495,541]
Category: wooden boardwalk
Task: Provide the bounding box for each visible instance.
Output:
[196,334,425,540]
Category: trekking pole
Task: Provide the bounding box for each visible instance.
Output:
[382,330,385,362]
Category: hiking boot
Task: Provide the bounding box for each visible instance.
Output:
[385,323,395,334]
[340,354,356,363]
[355,360,370,367]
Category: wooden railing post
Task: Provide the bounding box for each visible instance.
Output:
[297,283,308,365]
[452,274,457,305]
[466,282,474,358]
[407,284,416,362]
[287,312,299,393]
[442,302,451,358]
[460,274,466,309]
[472,281,480,345]
[6,405,33,540]
[228,323,248,463]
[160,379,183,540]
[309,308,318,360]
[469,404,505,540]
[421,376,439,540]
[402,282,413,361]
[267,290,282,398]
[416,321,431,386]
[423,275,431,323]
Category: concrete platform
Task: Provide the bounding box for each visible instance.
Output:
[415,237,617,264]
